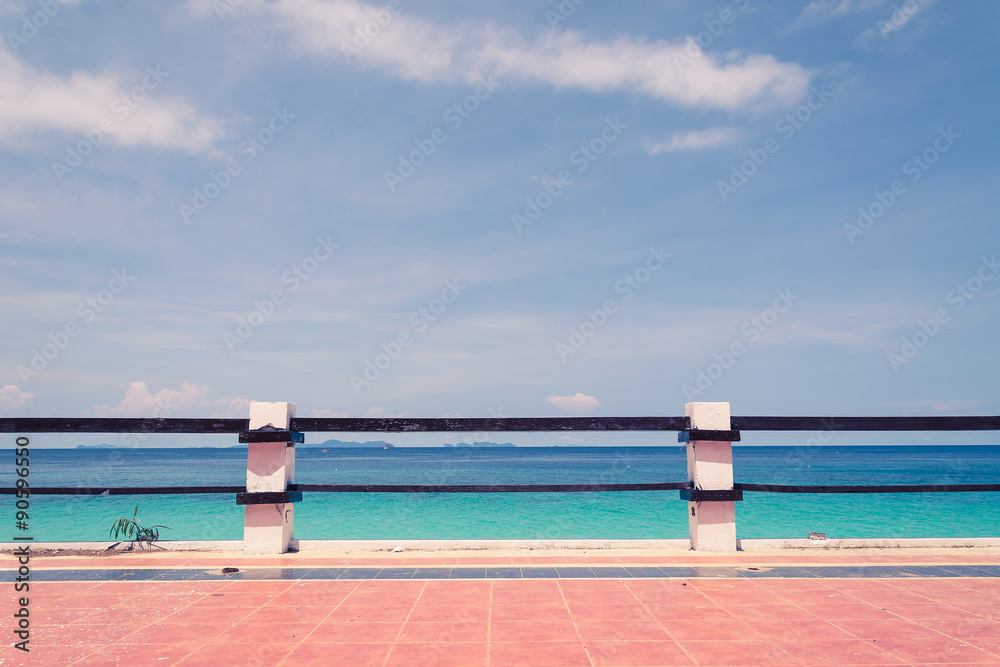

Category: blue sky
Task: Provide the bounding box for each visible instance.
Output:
[1,0,998,447]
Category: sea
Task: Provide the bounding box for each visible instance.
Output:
[4,446,999,543]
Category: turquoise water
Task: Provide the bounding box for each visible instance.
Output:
[4,446,999,542]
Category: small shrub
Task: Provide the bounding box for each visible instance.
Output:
[108,506,169,551]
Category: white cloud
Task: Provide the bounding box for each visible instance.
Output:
[87,382,255,418]
[0,0,80,17]
[85,381,250,418]
[87,381,211,417]
[646,127,741,154]
[311,408,352,417]
[0,384,34,411]
[854,0,937,47]
[0,48,226,151]
[232,0,812,111]
[211,397,251,418]
[881,400,984,414]
[789,0,887,30]
[362,406,413,418]
[546,393,601,414]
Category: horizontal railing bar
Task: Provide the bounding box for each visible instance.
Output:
[291,483,691,493]
[289,417,690,432]
[737,483,1000,493]
[9,482,999,496]
[3,415,999,434]
[0,418,248,434]
[732,416,1000,431]
[2,483,691,495]
[0,416,688,433]
[0,486,245,495]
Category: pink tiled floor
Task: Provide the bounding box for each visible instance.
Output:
[3,553,1000,666]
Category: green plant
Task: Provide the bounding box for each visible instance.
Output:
[108,506,169,551]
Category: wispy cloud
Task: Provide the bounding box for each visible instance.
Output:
[0,384,34,412]
[0,0,80,17]
[881,400,985,414]
[0,48,225,151]
[86,381,210,417]
[546,392,601,414]
[646,127,742,154]
[362,406,412,418]
[218,0,812,111]
[789,0,887,31]
[310,408,352,417]
[85,381,249,418]
[854,0,938,48]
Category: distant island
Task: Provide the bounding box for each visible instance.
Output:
[71,440,515,449]
[229,439,397,449]
[310,439,395,449]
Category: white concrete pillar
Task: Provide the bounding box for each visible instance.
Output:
[685,402,737,552]
[243,401,296,554]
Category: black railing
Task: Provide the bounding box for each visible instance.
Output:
[2,415,998,499]
[731,416,1000,431]
[4,415,1000,433]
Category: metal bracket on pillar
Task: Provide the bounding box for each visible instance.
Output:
[678,429,741,443]
[236,491,303,505]
[679,488,743,502]
[239,430,304,444]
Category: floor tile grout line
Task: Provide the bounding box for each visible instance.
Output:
[486,579,493,667]
[773,578,981,664]
[275,579,360,665]
[623,578,699,666]
[882,577,1000,617]
[27,575,1000,666]
[554,578,593,666]
[822,611,981,654]
[688,579,814,667]
[380,578,428,667]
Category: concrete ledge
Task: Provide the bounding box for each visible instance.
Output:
[10,536,1000,553]
[14,540,243,552]
[290,539,692,552]
[738,537,1000,549]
